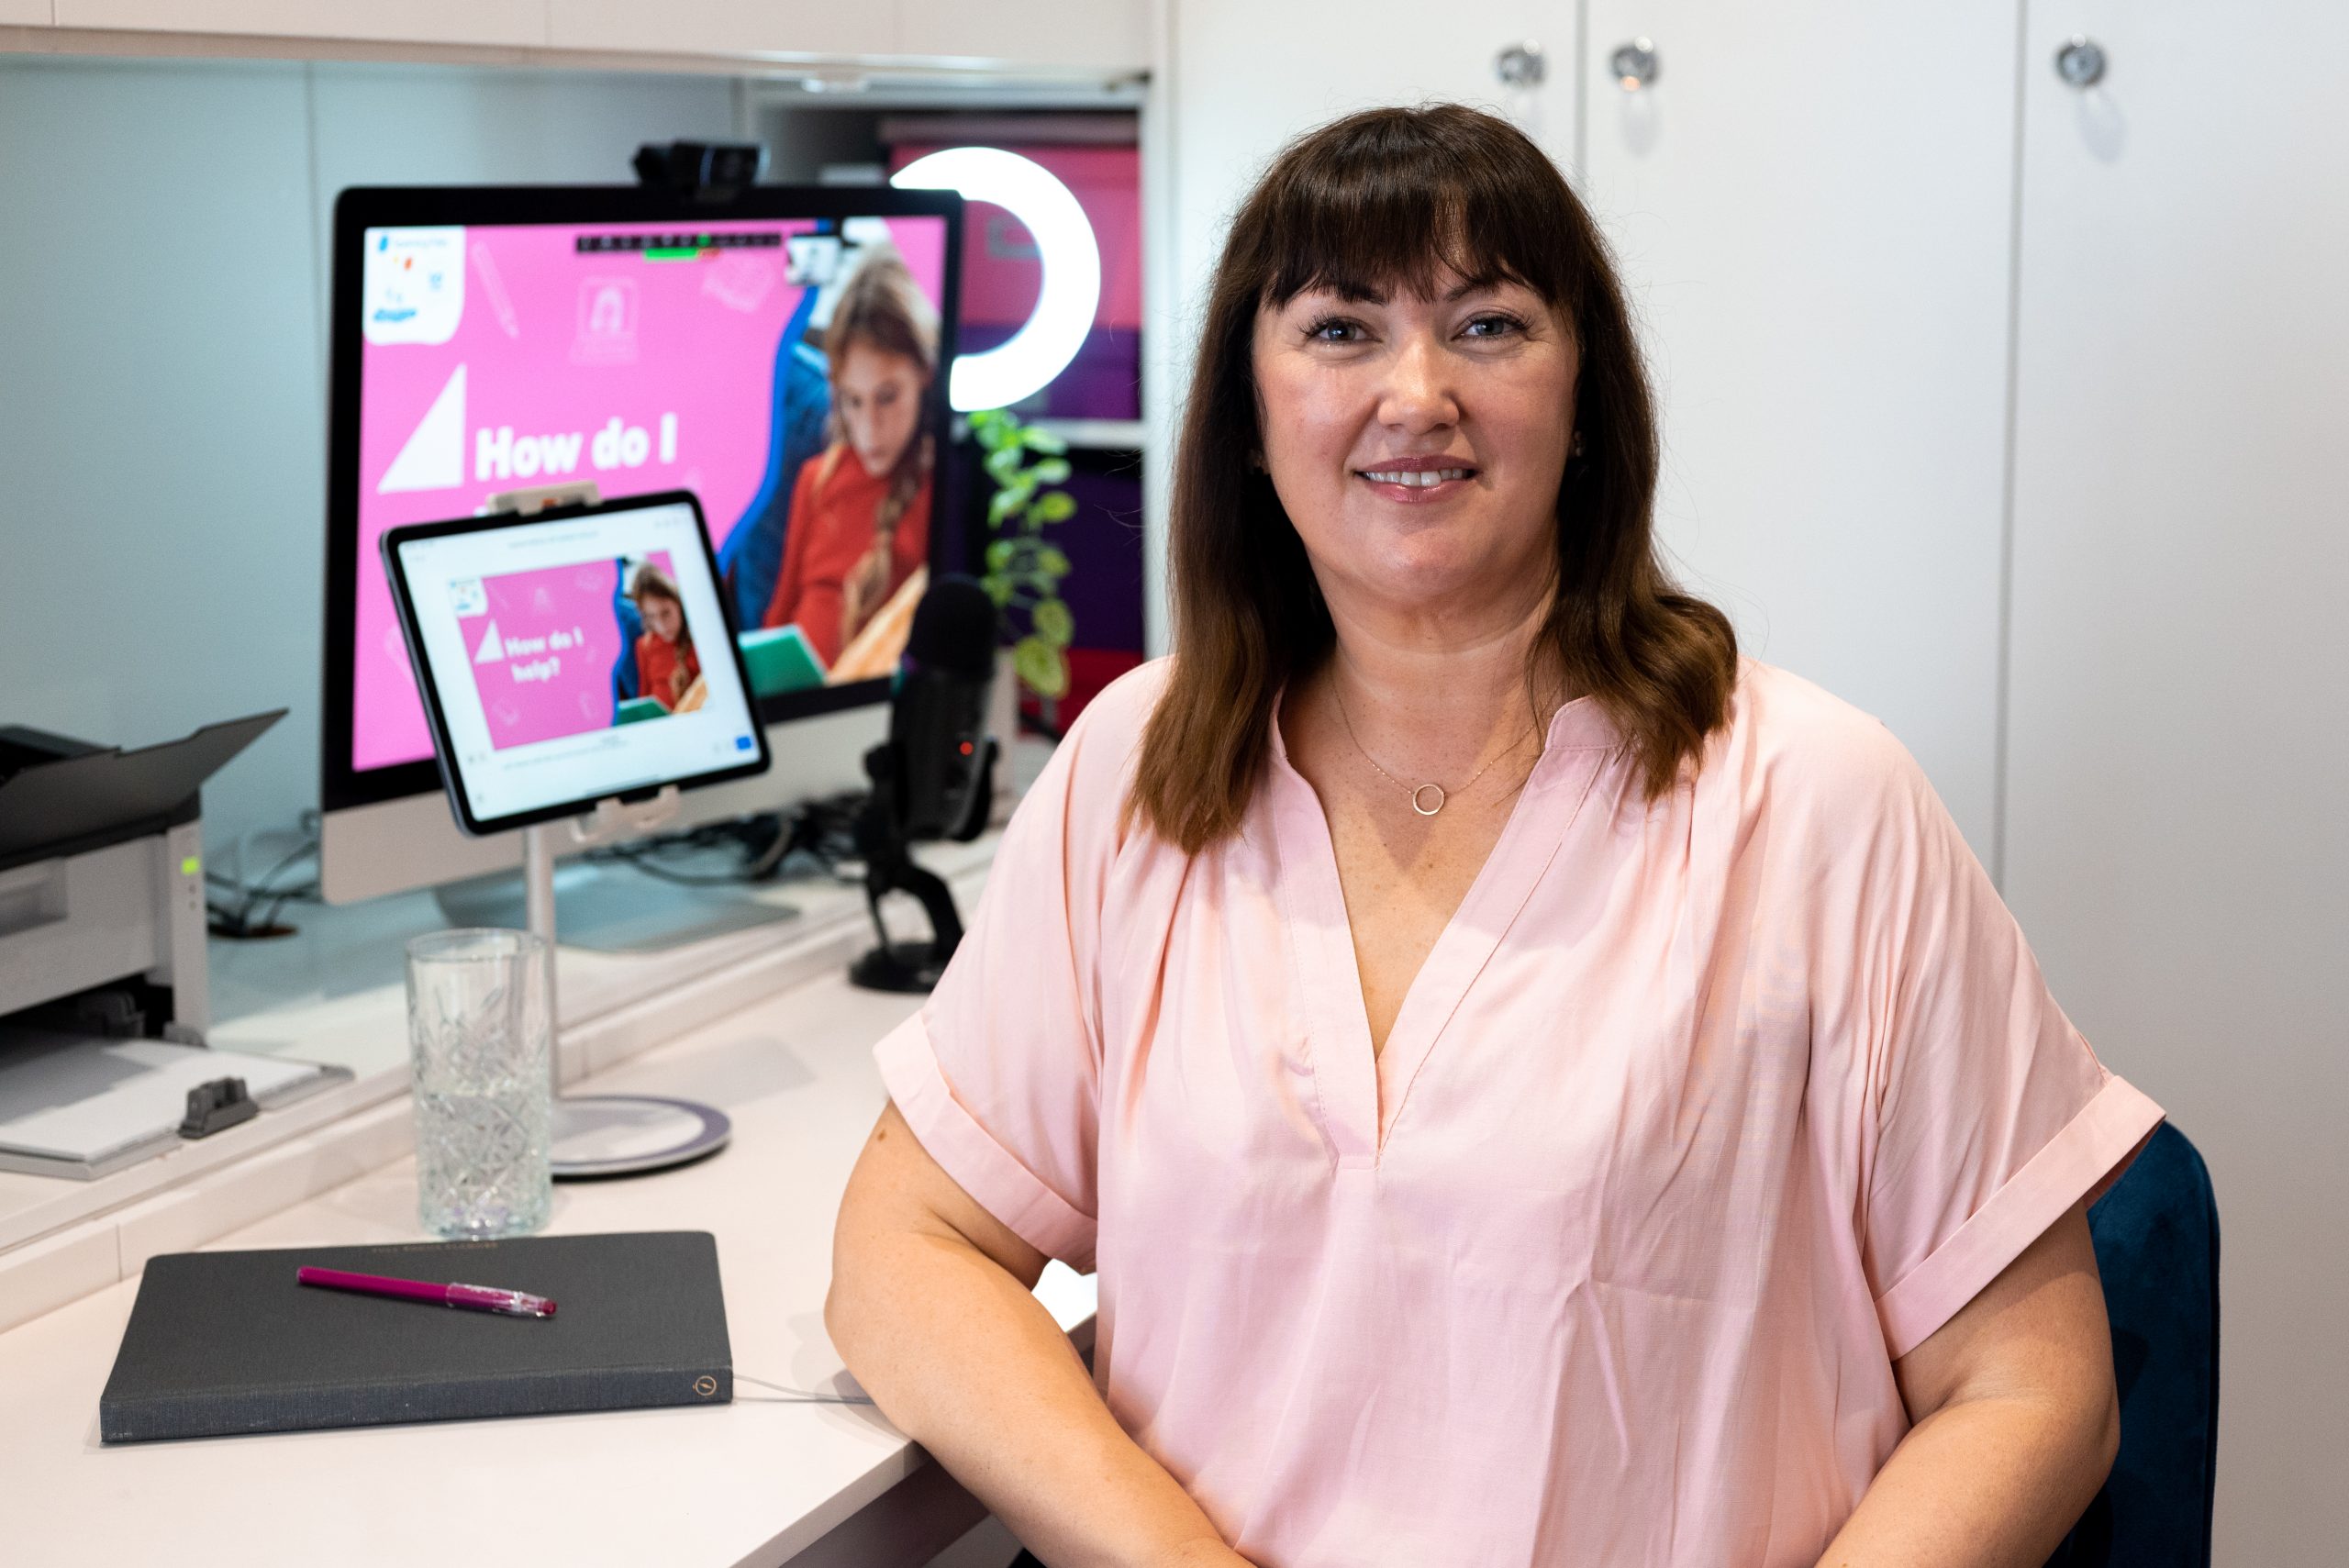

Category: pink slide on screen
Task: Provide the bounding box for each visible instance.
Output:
[353,217,947,773]
[453,556,648,751]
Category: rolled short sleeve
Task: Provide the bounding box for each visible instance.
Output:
[1810,719,2165,1362]
[872,677,1146,1274]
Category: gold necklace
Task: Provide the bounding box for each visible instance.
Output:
[1330,681,1538,817]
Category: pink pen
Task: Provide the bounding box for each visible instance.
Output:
[296,1265,557,1318]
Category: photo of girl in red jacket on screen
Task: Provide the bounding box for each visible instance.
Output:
[760,243,937,677]
[629,560,705,713]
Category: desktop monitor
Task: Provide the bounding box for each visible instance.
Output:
[320,183,964,904]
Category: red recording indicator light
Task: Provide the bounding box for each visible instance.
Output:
[959,741,974,755]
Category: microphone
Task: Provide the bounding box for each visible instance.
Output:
[849,574,1001,993]
[889,574,1000,843]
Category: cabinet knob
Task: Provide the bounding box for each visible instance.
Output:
[2054,36,2107,87]
[1494,41,1547,89]
[1609,39,1660,91]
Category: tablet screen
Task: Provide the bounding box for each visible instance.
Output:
[384,495,770,833]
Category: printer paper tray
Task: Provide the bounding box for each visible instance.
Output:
[0,1035,355,1182]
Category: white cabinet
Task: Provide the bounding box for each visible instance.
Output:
[50,0,546,48]
[22,0,1150,72]
[547,1,889,60]
[2004,5,2349,1560]
[1577,2,2019,855]
[899,0,1149,72]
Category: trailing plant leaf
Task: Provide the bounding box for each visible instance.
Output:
[973,406,1082,703]
[1014,636,1069,698]
[1031,597,1074,649]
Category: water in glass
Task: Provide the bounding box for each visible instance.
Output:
[406,929,552,1239]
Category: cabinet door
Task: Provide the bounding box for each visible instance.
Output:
[2006,6,2349,1562]
[1579,2,2016,854]
[52,0,545,48]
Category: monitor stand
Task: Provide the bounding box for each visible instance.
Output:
[518,791,733,1179]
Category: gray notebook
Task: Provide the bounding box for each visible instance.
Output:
[99,1230,732,1443]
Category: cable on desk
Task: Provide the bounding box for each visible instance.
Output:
[578,793,871,889]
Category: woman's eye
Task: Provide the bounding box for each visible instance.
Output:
[1304,316,1362,343]
[1464,314,1526,339]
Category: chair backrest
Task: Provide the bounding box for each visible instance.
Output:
[2043,1121,2221,1568]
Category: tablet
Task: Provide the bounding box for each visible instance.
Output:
[381,492,772,836]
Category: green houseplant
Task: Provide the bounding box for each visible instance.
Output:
[970,406,1078,702]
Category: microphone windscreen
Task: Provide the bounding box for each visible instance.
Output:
[906,574,1000,679]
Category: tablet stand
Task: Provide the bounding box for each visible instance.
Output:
[523,786,733,1178]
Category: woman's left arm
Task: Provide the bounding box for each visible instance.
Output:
[1815,1196,2118,1568]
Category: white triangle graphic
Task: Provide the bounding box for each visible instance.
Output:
[377,363,466,493]
[473,617,504,664]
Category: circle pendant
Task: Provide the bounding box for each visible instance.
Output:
[1410,783,1447,817]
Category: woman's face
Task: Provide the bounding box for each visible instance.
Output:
[1251,265,1577,626]
[834,339,929,478]
[642,595,684,644]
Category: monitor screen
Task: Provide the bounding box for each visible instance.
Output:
[384,495,768,834]
[325,186,963,814]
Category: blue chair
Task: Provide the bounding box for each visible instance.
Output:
[2045,1121,2221,1567]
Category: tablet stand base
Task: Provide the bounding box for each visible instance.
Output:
[522,793,734,1179]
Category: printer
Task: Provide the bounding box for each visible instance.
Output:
[0,711,346,1179]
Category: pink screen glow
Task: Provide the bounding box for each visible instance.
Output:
[353,216,948,773]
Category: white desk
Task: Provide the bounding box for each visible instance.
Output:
[0,931,1097,1565]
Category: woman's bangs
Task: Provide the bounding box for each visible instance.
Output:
[1257,170,1560,312]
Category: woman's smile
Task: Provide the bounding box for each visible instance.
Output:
[1354,457,1479,504]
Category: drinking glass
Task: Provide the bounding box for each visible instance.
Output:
[406,929,552,1240]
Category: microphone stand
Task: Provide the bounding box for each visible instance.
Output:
[849,736,993,993]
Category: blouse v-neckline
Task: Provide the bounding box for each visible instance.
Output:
[1266,693,1622,1168]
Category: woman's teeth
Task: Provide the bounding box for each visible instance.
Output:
[1361,468,1471,487]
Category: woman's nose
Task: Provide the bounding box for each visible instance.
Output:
[1376,332,1459,432]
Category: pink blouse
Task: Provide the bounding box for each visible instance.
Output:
[874,655,2162,1567]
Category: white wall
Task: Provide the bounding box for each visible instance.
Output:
[0,53,737,864]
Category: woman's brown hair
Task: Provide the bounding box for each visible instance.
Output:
[1130,102,1738,852]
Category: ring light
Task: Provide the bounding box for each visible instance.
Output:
[892,147,1101,411]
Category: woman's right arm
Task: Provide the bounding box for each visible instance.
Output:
[826,1099,1250,1568]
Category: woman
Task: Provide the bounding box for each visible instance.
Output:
[628,559,698,713]
[761,242,938,670]
[829,106,2163,1568]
